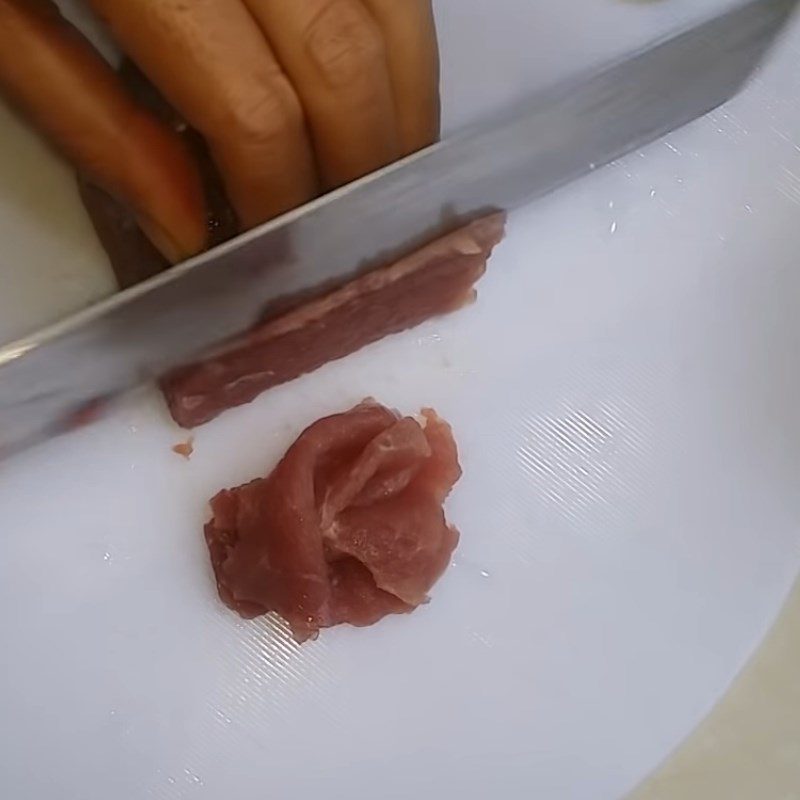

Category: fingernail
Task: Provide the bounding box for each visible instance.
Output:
[137,216,187,264]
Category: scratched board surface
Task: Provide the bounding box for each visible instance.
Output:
[3,2,800,799]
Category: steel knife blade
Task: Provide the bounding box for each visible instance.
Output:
[0,0,796,458]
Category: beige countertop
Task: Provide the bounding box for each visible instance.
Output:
[631,578,800,800]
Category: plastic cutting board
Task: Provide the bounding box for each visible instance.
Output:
[1,2,800,798]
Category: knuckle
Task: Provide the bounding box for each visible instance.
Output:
[222,81,304,146]
[305,0,385,88]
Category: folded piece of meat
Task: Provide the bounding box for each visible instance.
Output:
[163,213,505,429]
[204,400,462,642]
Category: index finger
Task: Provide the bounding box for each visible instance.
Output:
[0,0,207,262]
[87,0,319,229]
[361,0,440,155]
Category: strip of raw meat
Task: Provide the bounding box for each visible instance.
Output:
[164,213,505,429]
[204,401,462,642]
[74,65,503,428]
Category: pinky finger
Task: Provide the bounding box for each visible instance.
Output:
[361,0,440,155]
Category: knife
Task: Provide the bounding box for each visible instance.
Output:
[0,0,796,459]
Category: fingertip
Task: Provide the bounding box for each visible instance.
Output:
[136,214,204,265]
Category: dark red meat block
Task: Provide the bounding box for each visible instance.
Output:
[204,400,462,641]
[164,213,505,428]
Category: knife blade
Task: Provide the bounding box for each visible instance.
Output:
[0,0,796,459]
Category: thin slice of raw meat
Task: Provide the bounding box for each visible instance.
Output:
[204,401,462,641]
[164,214,505,428]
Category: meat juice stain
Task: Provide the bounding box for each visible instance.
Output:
[62,396,110,432]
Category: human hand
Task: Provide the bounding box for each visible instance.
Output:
[0,0,440,262]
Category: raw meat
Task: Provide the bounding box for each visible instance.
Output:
[204,401,462,641]
[171,438,194,460]
[164,213,506,428]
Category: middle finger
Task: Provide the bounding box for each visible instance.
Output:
[243,0,401,190]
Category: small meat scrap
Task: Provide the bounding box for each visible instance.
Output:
[163,214,506,429]
[172,438,194,460]
[204,400,462,641]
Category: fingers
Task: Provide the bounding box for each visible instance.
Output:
[242,0,400,190]
[87,0,318,229]
[0,0,207,262]
[2,0,439,257]
[361,0,440,155]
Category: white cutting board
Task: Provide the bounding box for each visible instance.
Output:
[3,3,800,799]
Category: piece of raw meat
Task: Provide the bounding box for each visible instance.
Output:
[164,213,505,428]
[204,401,462,642]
